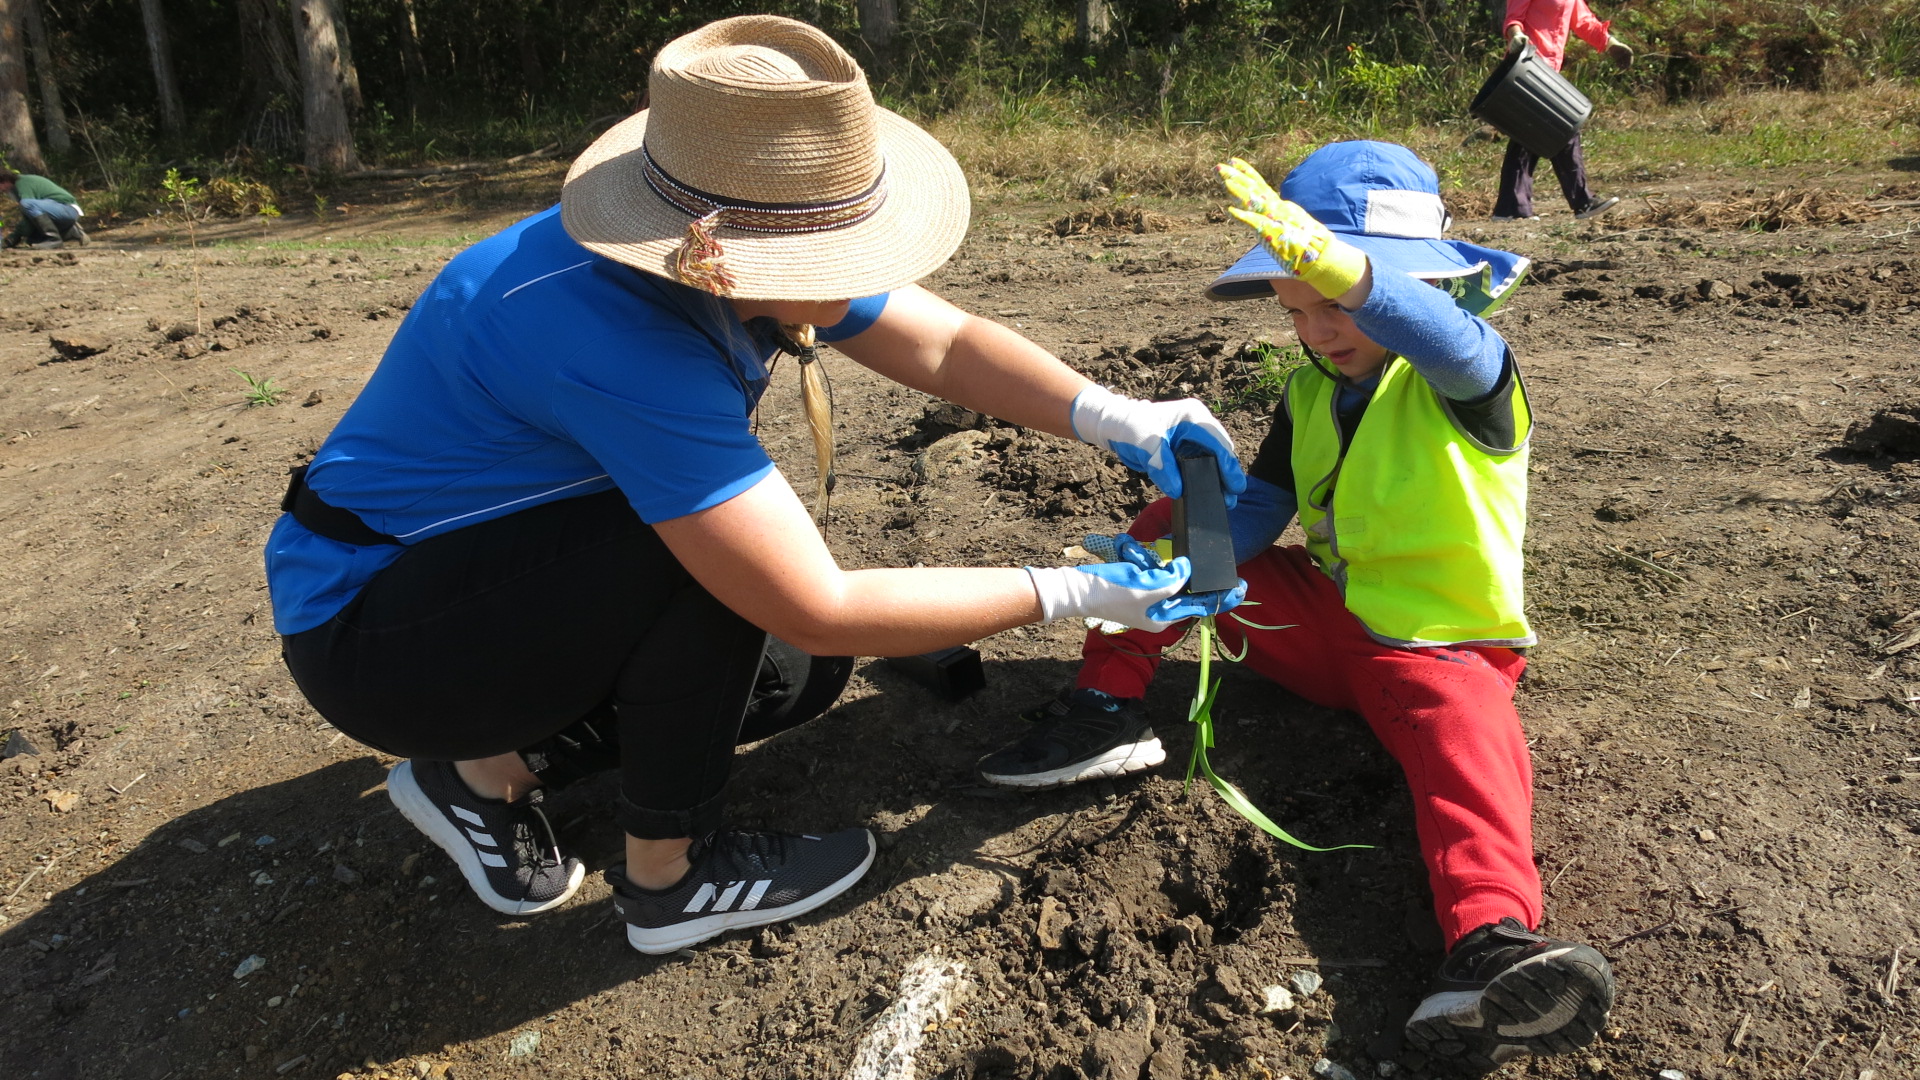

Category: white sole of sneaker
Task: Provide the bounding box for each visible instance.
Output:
[624,832,877,955]
[386,760,585,916]
[980,737,1166,789]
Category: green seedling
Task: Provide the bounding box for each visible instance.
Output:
[231,367,285,407]
[1179,613,1371,853]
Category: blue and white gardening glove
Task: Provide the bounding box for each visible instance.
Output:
[1075,534,1248,628]
[1070,385,1247,505]
[1027,537,1191,634]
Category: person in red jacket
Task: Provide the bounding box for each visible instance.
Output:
[1493,0,1633,221]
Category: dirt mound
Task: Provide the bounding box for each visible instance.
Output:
[1843,403,1920,458]
[1052,207,1179,237]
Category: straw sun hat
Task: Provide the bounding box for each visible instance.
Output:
[561,16,970,301]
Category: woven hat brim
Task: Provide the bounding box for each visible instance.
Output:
[562,109,970,301]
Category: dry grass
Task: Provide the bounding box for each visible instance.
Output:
[1049,207,1180,236]
[924,83,1920,206]
[1617,187,1881,230]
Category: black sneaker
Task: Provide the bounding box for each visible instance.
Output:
[976,688,1164,789]
[386,758,586,915]
[608,828,875,955]
[1574,196,1621,220]
[1404,917,1615,1069]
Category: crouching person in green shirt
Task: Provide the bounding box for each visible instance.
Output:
[3,171,87,249]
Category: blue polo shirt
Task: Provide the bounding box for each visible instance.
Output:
[265,205,884,634]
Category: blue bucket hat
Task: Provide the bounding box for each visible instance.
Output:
[1206,141,1529,315]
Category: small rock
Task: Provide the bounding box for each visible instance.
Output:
[256,835,276,846]
[302,390,325,408]
[267,995,283,1007]
[48,333,110,360]
[1258,985,1297,1013]
[1658,1071,1687,1080]
[252,870,274,886]
[400,853,420,876]
[1697,828,1717,843]
[1697,279,1734,301]
[1376,1062,1398,1077]
[2,731,41,759]
[1312,1057,1357,1080]
[1037,895,1073,950]
[177,838,208,854]
[1290,970,1324,997]
[244,1045,261,1062]
[507,1031,541,1058]
[233,954,267,979]
[161,321,197,342]
[177,340,207,359]
[332,863,362,885]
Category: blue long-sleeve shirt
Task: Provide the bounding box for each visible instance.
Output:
[1227,266,1518,564]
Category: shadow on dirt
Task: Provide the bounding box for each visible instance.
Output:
[3,653,1441,1078]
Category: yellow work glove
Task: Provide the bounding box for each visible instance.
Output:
[1216,158,1369,301]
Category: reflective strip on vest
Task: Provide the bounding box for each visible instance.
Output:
[1286,357,1535,648]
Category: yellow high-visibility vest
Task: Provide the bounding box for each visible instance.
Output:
[1287,356,1535,648]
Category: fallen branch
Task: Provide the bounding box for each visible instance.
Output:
[341,142,563,181]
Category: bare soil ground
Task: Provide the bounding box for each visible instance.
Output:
[3,162,1919,1080]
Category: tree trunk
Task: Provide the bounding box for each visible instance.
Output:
[20,0,64,152]
[513,4,542,94]
[137,0,186,133]
[237,0,301,152]
[332,0,361,112]
[857,0,897,50]
[290,0,360,172]
[0,0,43,172]
[1076,0,1113,50]
[396,0,427,107]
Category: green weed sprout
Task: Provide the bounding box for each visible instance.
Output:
[1178,610,1371,853]
[230,368,285,407]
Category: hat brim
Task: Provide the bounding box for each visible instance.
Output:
[562,108,971,301]
[1206,234,1531,315]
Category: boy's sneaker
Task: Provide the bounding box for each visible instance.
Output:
[386,758,586,916]
[976,688,1164,789]
[62,223,87,246]
[1404,917,1615,1069]
[1574,196,1621,220]
[608,827,875,954]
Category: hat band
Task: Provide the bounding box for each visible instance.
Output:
[642,144,889,294]
[641,144,889,236]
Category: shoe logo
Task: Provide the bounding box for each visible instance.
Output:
[684,879,773,913]
[451,805,508,868]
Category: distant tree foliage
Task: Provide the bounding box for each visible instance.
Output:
[0,0,1912,169]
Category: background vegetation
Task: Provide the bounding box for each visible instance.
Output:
[9,0,1920,219]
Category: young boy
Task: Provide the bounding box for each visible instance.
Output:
[977,141,1615,1068]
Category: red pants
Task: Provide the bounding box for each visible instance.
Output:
[1076,500,1542,946]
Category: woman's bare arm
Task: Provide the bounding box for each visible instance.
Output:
[829,285,1092,438]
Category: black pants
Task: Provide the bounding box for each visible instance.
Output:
[282,489,767,840]
[1493,134,1596,217]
